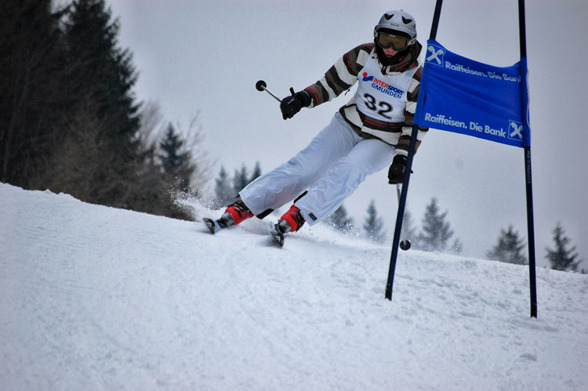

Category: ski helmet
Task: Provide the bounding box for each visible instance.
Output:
[374,10,417,46]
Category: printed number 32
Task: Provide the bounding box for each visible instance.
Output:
[363,93,392,119]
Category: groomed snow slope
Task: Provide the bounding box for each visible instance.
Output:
[1,182,586,390]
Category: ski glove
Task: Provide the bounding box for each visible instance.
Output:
[388,155,409,184]
[280,89,312,120]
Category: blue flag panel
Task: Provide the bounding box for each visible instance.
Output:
[416,40,527,148]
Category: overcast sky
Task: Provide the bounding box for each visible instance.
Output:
[106,0,587,267]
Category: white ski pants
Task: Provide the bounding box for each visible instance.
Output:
[240,113,395,225]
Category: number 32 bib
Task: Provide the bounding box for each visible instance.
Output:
[355,53,418,123]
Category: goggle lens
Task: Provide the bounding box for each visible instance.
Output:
[377,33,409,50]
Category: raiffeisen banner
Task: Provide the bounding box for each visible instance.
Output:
[416,40,528,148]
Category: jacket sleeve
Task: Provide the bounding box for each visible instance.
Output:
[302,43,374,108]
[396,65,429,156]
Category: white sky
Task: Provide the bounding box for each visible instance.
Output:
[107,0,587,267]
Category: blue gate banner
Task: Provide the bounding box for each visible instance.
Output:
[416,40,528,148]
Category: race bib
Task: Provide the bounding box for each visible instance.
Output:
[355,53,417,122]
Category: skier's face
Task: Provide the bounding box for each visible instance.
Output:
[382,46,399,57]
[375,31,410,58]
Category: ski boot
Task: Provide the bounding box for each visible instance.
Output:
[270,204,305,247]
[204,199,254,234]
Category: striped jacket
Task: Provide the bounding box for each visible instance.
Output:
[303,42,428,156]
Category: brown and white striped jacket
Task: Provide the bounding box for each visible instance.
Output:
[303,42,428,156]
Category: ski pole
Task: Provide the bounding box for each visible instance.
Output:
[256,80,295,103]
[396,184,412,251]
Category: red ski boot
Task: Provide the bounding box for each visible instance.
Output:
[204,199,254,234]
[270,204,306,246]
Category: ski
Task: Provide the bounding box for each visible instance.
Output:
[203,218,221,234]
[204,217,286,248]
[269,224,285,247]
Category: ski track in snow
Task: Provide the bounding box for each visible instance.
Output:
[1,183,587,390]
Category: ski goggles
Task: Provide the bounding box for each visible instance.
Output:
[376,32,411,51]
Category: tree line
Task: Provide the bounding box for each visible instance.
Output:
[486,222,584,272]
[213,164,584,272]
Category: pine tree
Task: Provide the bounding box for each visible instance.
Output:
[0,0,69,187]
[60,0,142,208]
[233,164,249,196]
[158,123,195,193]
[546,222,582,272]
[486,225,527,265]
[417,198,454,252]
[132,102,207,220]
[363,200,386,243]
[450,238,464,255]
[64,0,140,150]
[213,166,234,208]
[249,161,262,183]
[328,204,354,233]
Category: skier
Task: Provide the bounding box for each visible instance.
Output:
[207,10,429,245]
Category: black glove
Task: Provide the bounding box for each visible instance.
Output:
[388,155,408,184]
[280,89,311,120]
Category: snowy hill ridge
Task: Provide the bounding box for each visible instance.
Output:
[1,182,587,391]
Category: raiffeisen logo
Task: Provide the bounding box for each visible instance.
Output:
[362,72,403,98]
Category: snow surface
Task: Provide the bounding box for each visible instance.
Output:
[1,182,587,390]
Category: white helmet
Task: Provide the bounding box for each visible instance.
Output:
[374,10,417,43]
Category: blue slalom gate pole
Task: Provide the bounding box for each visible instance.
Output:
[386,0,444,300]
[518,0,538,318]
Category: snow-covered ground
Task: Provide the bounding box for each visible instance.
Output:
[1,182,586,390]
